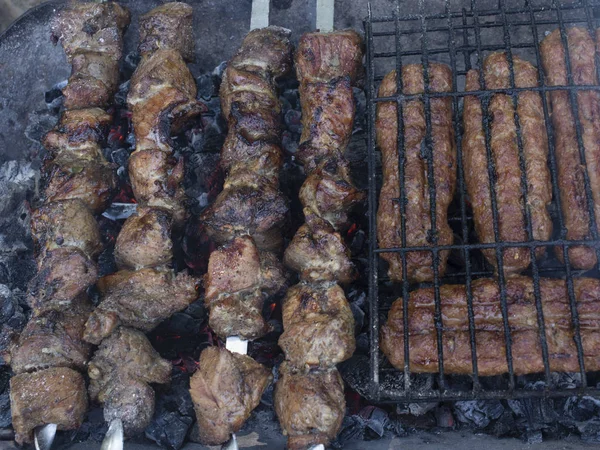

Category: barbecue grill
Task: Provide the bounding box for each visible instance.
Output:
[365,0,600,403]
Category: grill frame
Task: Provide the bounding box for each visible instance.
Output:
[364,0,600,403]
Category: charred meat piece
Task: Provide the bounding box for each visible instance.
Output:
[50,2,130,109]
[114,207,173,270]
[128,48,204,153]
[463,54,551,274]
[204,235,286,339]
[9,294,93,374]
[10,367,88,445]
[278,281,355,369]
[26,247,97,310]
[84,268,198,344]
[220,137,283,178]
[31,199,102,259]
[189,347,272,445]
[540,28,600,269]
[88,327,171,436]
[139,2,194,62]
[284,209,357,284]
[274,363,345,450]
[377,63,456,283]
[380,276,600,376]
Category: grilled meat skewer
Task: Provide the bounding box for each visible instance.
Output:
[540,27,600,269]
[82,2,201,438]
[190,26,292,445]
[380,276,600,376]
[8,3,130,445]
[275,30,363,450]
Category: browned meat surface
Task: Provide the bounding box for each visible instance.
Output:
[189,347,272,445]
[463,54,551,274]
[284,209,357,284]
[10,367,88,445]
[26,248,97,310]
[139,2,194,62]
[84,269,198,344]
[88,327,171,436]
[50,2,130,109]
[114,207,173,270]
[279,282,355,369]
[541,28,600,269]
[380,276,600,376]
[377,63,456,283]
[204,235,287,339]
[9,294,93,373]
[31,199,102,259]
[200,27,292,249]
[274,363,345,450]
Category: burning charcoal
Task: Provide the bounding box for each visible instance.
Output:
[114,80,130,106]
[507,383,559,442]
[435,405,454,428]
[24,110,58,145]
[339,355,371,398]
[124,51,140,73]
[196,73,218,100]
[564,396,600,422]
[110,148,130,167]
[102,203,137,221]
[212,61,227,80]
[337,406,401,446]
[486,409,517,438]
[453,400,504,428]
[0,285,15,325]
[355,333,369,354]
[145,370,195,450]
[282,130,298,154]
[579,420,600,443]
[44,80,67,112]
[350,228,366,255]
[284,109,302,134]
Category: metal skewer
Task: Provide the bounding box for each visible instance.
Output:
[101,418,123,450]
[34,423,56,450]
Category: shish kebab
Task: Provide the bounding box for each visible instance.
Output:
[190,0,291,447]
[84,3,204,449]
[274,2,365,448]
[5,2,130,448]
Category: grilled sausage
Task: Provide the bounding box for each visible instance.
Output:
[376,63,456,283]
[380,276,600,376]
[540,28,600,269]
[463,53,552,275]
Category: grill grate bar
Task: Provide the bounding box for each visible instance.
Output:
[365,0,600,402]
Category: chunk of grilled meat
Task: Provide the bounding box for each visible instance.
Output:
[9,294,93,374]
[200,26,292,249]
[84,268,198,344]
[190,347,272,445]
[31,199,102,260]
[380,276,600,376]
[26,247,97,310]
[10,367,88,445]
[284,209,357,284]
[279,282,355,369]
[274,363,345,450]
[139,2,194,62]
[377,63,456,282]
[204,235,287,339]
[88,327,171,436]
[50,2,130,109]
[114,207,173,270]
[540,28,600,269]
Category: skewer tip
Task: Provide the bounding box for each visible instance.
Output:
[101,418,123,450]
[34,423,57,450]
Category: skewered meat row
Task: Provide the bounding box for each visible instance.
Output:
[81,2,201,437]
[8,3,130,444]
[381,276,600,376]
[274,30,363,450]
[190,27,292,445]
[377,63,456,282]
[463,53,552,275]
[540,27,600,269]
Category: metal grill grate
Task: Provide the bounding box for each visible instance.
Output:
[364,0,600,402]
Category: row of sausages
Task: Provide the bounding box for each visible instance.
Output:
[378,27,600,281]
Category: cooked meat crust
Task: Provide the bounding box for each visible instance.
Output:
[463,53,551,274]
[10,367,88,445]
[189,347,272,445]
[88,327,171,436]
[380,276,600,376]
[274,363,345,450]
[377,63,456,283]
[540,28,600,269]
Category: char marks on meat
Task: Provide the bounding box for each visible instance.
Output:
[9,2,130,444]
[377,63,456,282]
[540,27,600,269]
[88,327,171,436]
[381,277,600,376]
[275,30,364,450]
[189,347,272,445]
